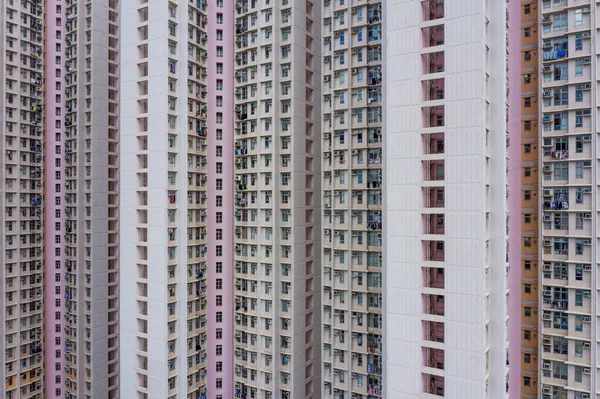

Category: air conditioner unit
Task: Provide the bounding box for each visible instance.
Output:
[542,189,552,197]
[584,213,592,219]
[542,90,551,97]
[582,31,591,38]
[583,58,592,64]
[584,368,591,374]
[583,83,592,89]
[543,239,552,246]
[543,164,552,172]
[351,68,358,75]
[542,263,551,271]
[584,316,592,322]
[542,361,551,370]
[584,264,592,271]
[583,342,591,348]
[583,291,591,297]
[542,387,551,395]
[542,337,551,344]
[543,114,551,122]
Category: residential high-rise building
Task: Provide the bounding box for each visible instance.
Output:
[512,0,539,397]
[320,0,383,398]
[1,0,120,397]
[60,0,121,397]
[538,1,595,398]
[383,0,510,397]
[1,0,45,397]
[119,0,222,398]
[231,1,322,398]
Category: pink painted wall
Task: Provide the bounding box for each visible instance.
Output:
[44,0,66,394]
[206,1,234,397]
[507,0,523,396]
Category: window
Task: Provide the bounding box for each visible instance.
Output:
[216,30,223,41]
[216,179,223,190]
[524,307,531,317]
[216,46,223,57]
[574,9,583,25]
[216,328,223,339]
[216,245,222,256]
[524,191,531,201]
[216,345,222,355]
[216,279,222,289]
[524,120,531,131]
[575,60,583,76]
[575,85,583,102]
[524,237,531,247]
[575,33,583,51]
[216,146,223,157]
[216,63,223,74]
[523,28,531,38]
[216,312,222,322]
[216,295,223,306]
[523,51,531,61]
[576,161,584,178]
[216,212,223,223]
[216,162,223,173]
[524,4,531,14]
[553,87,568,105]
[524,167,531,177]
[216,362,223,372]
[216,13,223,24]
[554,162,569,180]
[524,330,531,340]
[553,362,568,380]
[523,74,531,84]
[575,290,584,306]
[524,284,531,294]
[216,262,223,273]
[576,110,589,128]
[216,80,223,90]
[524,260,531,270]
[524,97,531,108]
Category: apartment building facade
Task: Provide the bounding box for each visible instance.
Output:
[1,0,120,397]
[383,0,510,397]
[515,1,540,398]
[538,1,596,399]
[231,0,322,398]
[320,0,383,398]
[120,0,238,397]
[1,0,45,397]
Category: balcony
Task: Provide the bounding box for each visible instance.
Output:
[424,267,444,290]
[423,106,444,128]
[423,160,444,182]
[423,187,444,209]
[424,240,444,262]
[424,374,444,397]
[423,78,444,102]
[422,0,444,21]
[423,52,444,75]
[424,214,444,235]
[424,294,445,317]
[422,25,444,48]
[424,347,445,370]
